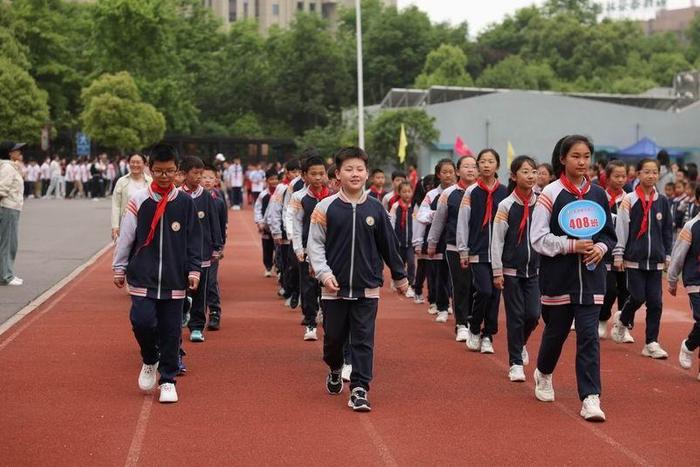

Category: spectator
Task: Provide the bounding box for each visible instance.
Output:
[656,150,674,193]
[0,141,26,286]
[111,153,151,241]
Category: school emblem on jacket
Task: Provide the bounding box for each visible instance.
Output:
[656,212,663,221]
[171,221,181,232]
[366,216,375,226]
[198,211,205,219]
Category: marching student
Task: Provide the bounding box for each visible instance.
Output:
[530,135,616,422]
[226,157,244,210]
[307,147,409,412]
[427,156,477,340]
[254,169,280,277]
[668,184,700,380]
[683,182,700,224]
[491,155,540,382]
[26,160,40,199]
[456,149,508,353]
[282,154,310,309]
[112,143,202,403]
[412,175,435,305]
[179,156,223,342]
[290,155,329,341]
[534,163,554,194]
[201,164,227,331]
[40,158,50,197]
[367,169,387,201]
[389,181,416,299]
[611,158,673,358]
[416,159,456,322]
[249,163,266,203]
[381,171,407,211]
[598,160,629,339]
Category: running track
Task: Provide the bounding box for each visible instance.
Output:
[1,209,699,466]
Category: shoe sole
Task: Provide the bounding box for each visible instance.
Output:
[509,376,526,382]
[535,392,555,402]
[581,411,605,422]
[348,400,371,412]
[189,336,205,343]
[304,336,318,341]
[641,351,668,359]
[207,324,220,331]
[159,397,178,403]
[327,386,343,395]
[481,349,495,354]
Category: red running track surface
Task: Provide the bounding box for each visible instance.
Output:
[1,208,699,466]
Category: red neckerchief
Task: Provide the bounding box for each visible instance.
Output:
[388,193,401,210]
[514,188,532,244]
[370,186,384,197]
[606,188,624,209]
[457,179,469,190]
[268,186,276,195]
[559,173,591,200]
[635,185,655,239]
[398,199,410,230]
[477,179,500,227]
[143,181,174,248]
[309,185,330,201]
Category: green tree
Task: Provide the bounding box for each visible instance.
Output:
[296,121,356,160]
[476,56,555,90]
[415,44,473,88]
[366,109,439,168]
[648,52,691,85]
[0,58,50,143]
[80,72,165,150]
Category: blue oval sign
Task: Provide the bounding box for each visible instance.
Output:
[558,200,606,239]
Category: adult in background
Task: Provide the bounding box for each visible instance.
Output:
[656,150,674,193]
[111,153,151,241]
[0,141,26,286]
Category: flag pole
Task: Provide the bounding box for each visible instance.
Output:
[355,0,365,149]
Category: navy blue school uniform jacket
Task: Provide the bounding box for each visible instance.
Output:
[428,182,470,253]
[367,187,387,201]
[265,182,289,242]
[307,190,408,300]
[112,185,202,300]
[254,188,274,239]
[668,214,700,293]
[603,189,624,267]
[182,185,223,268]
[456,182,509,263]
[491,191,540,278]
[613,189,673,271]
[530,179,616,306]
[388,201,414,250]
[211,189,228,246]
[414,186,445,259]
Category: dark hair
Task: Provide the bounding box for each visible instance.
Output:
[695,184,700,202]
[148,143,178,167]
[457,155,476,170]
[605,159,626,178]
[665,182,675,189]
[686,162,697,182]
[413,175,434,206]
[127,153,146,164]
[551,135,594,177]
[370,168,384,177]
[637,158,660,172]
[202,163,217,173]
[334,147,368,169]
[657,150,670,167]
[285,158,301,172]
[0,142,12,160]
[301,147,321,160]
[434,158,455,181]
[302,155,326,173]
[596,157,608,169]
[537,163,554,177]
[507,155,537,193]
[391,170,407,181]
[397,181,413,194]
[179,155,204,172]
[265,168,278,179]
[477,148,501,168]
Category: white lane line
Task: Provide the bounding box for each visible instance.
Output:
[124,395,155,467]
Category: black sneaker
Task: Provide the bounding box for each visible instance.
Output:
[207,314,221,331]
[290,294,299,309]
[326,371,343,395]
[348,387,371,412]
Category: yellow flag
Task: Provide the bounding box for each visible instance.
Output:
[507,141,516,168]
[398,124,408,164]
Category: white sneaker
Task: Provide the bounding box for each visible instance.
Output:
[315,310,324,325]
[642,342,668,359]
[534,368,555,402]
[233,205,241,211]
[277,287,286,297]
[303,326,318,341]
[480,337,494,354]
[580,395,605,422]
[570,319,575,331]
[264,269,272,278]
[405,287,415,299]
[466,329,481,352]
[598,320,608,339]
[447,306,453,315]
[679,340,694,369]
[6,276,23,286]
[138,362,158,391]
[522,346,530,366]
[427,304,438,315]
[435,311,449,323]
[611,311,634,343]
[158,383,178,403]
[414,294,425,304]
[456,325,468,342]
[341,364,352,382]
[509,364,526,382]
[285,297,292,307]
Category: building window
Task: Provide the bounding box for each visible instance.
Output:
[309,2,316,12]
[272,3,279,16]
[229,0,237,21]
[297,2,304,11]
[243,0,248,18]
[255,0,260,17]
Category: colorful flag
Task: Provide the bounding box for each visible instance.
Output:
[398,124,408,164]
[507,141,516,168]
[454,136,474,157]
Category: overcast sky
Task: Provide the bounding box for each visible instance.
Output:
[397,0,695,36]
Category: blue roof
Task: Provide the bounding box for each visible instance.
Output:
[617,137,685,157]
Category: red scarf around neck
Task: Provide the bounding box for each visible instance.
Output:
[388,193,401,210]
[370,186,384,196]
[559,173,591,200]
[458,179,470,190]
[635,185,655,239]
[477,179,500,227]
[143,181,174,248]
[309,185,330,201]
[514,188,532,244]
[398,199,410,230]
[606,188,624,209]
[268,185,276,195]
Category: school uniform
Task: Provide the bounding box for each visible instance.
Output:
[181,185,223,333]
[456,181,508,339]
[428,181,472,326]
[415,186,448,311]
[112,184,202,385]
[382,191,399,212]
[266,182,291,293]
[282,177,305,303]
[226,163,244,207]
[40,161,50,196]
[307,189,408,391]
[531,177,616,400]
[254,187,276,271]
[613,187,673,344]
[206,189,228,320]
[668,214,700,356]
[249,169,265,202]
[389,200,415,287]
[367,187,386,201]
[600,189,629,323]
[491,190,540,366]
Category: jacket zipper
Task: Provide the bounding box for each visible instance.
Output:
[525,209,531,278]
[157,217,164,299]
[647,202,652,270]
[349,204,357,298]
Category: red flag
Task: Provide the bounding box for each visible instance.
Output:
[455,136,474,157]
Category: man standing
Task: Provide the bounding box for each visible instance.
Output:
[226,157,244,210]
[0,141,26,286]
